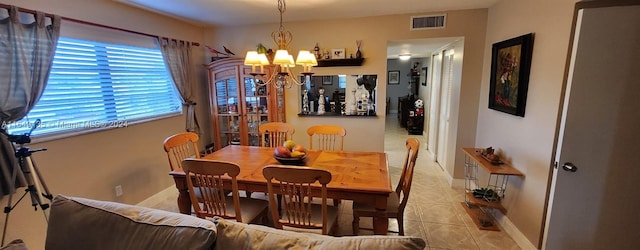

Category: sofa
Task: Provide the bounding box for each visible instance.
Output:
[38,195,426,250]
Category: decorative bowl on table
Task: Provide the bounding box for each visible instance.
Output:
[273,154,307,166]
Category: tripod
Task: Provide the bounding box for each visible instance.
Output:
[1,120,53,246]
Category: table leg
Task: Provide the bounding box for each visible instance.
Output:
[172,176,191,214]
[372,196,389,235]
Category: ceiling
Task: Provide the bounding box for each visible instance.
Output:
[115,0,498,58]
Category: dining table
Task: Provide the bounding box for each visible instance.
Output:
[169,145,393,235]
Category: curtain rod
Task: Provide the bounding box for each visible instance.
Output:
[0,3,200,46]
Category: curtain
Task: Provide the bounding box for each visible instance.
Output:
[0,6,61,196]
[158,38,200,134]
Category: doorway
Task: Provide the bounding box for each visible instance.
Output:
[386,38,463,172]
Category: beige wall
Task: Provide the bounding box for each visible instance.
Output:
[477,0,579,247]
[205,9,487,169]
[0,0,207,248]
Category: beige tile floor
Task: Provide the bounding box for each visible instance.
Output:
[148,116,520,249]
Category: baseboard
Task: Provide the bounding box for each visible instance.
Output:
[495,211,538,250]
[450,177,466,189]
[136,185,176,207]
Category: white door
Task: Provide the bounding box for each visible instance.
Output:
[544,4,640,249]
[436,50,453,165]
[428,52,442,156]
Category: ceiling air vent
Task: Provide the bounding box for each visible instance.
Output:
[411,14,446,30]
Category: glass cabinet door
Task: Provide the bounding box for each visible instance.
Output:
[214,78,241,148]
[243,77,269,146]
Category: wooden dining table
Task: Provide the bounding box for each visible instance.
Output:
[169,145,393,235]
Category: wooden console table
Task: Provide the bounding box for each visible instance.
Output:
[461,147,524,231]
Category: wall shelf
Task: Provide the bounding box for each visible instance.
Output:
[316,58,364,67]
[461,147,524,231]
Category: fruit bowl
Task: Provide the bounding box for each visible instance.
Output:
[273,154,307,166]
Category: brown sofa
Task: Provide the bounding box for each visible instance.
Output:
[43,195,426,250]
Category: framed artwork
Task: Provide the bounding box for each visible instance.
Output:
[331,49,346,59]
[421,67,428,86]
[322,76,333,85]
[488,33,534,117]
[388,70,400,85]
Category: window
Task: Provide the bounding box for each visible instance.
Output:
[5,37,182,138]
[338,75,347,88]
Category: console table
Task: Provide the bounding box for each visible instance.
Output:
[461,147,524,231]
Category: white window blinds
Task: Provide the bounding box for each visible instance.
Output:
[5,36,181,139]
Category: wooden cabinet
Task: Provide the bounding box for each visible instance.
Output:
[461,148,524,231]
[206,58,285,150]
[397,95,414,128]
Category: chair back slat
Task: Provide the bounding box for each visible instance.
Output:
[307,125,346,151]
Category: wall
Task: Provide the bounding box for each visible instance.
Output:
[0,0,206,248]
[476,0,579,247]
[206,9,487,155]
[387,57,430,114]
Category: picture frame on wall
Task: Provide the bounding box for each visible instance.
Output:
[388,70,400,85]
[331,49,346,59]
[488,33,534,117]
[322,76,333,85]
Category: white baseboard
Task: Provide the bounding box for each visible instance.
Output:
[450,177,466,189]
[137,185,176,207]
[495,212,538,250]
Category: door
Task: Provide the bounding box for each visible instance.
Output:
[428,52,442,156]
[211,66,242,149]
[241,75,269,146]
[436,50,454,165]
[544,4,640,249]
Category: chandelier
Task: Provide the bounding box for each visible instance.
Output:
[244,0,317,89]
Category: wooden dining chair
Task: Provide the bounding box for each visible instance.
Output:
[163,132,200,171]
[352,137,420,235]
[182,158,269,224]
[259,122,295,147]
[263,165,339,235]
[306,125,346,151]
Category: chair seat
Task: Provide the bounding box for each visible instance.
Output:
[353,192,400,216]
[280,204,339,234]
[221,196,269,224]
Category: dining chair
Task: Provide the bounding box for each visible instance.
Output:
[263,165,339,235]
[306,125,346,151]
[182,158,269,224]
[352,137,420,236]
[163,132,200,171]
[259,122,295,147]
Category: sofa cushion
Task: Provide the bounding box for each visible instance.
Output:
[214,217,426,250]
[45,195,216,250]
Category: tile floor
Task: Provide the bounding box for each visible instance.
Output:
[148,116,520,249]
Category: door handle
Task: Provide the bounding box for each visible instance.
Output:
[562,162,578,172]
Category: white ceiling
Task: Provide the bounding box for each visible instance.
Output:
[115,0,498,58]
